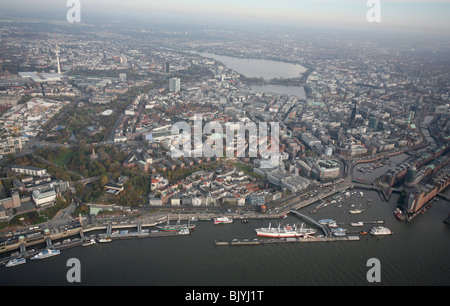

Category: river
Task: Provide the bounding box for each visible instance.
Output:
[1,185,449,286]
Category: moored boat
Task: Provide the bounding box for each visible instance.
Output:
[319,219,335,225]
[213,217,233,224]
[82,239,97,247]
[6,258,26,267]
[177,228,190,235]
[333,230,346,237]
[349,209,363,214]
[158,215,196,231]
[350,222,364,227]
[31,249,60,260]
[255,223,316,238]
[370,226,393,235]
[394,208,406,221]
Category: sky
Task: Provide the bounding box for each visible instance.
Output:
[1,0,450,35]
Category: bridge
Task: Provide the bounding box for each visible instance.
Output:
[290,210,332,237]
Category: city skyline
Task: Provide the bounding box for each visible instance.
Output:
[1,0,450,36]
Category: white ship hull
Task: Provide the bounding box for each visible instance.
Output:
[6,258,26,267]
[214,217,233,224]
[349,209,363,214]
[255,223,316,238]
[31,249,60,260]
[370,226,393,235]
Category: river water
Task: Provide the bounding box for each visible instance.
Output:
[1,186,448,286]
[1,57,448,287]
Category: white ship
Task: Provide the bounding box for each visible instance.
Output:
[31,249,60,260]
[331,227,347,236]
[255,223,317,238]
[333,230,346,237]
[349,209,363,214]
[98,237,112,243]
[213,217,233,224]
[370,226,393,235]
[319,219,336,225]
[178,228,190,235]
[82,239,97,247]
[350,222,364,227]
[6,258,26,267]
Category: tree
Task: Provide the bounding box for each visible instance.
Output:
[100,175,109,188]
[75,183,85,197]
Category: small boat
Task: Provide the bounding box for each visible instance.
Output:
[333,230,346,237]
[331,228,347,233]
[350,222,364,227]
[359,231,369,235]
[98,238,112,243]
[31,249,60,260]
[394,207,406,221]
[319,219,335,225]
[349,209,363,214]
[6,258,26,267]
[213,217,233,224]
[370,226,393,236]
[178,228,190,235]
[82,239,97,247]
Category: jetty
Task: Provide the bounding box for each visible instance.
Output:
[214,235,361,246]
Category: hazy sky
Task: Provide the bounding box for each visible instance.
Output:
[1,0,450,35]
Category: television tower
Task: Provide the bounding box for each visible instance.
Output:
[55,45,61,75]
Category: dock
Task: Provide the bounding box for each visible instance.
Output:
[98,230,187,240]
[214,235,361,246]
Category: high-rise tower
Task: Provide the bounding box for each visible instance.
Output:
[55,45,61,75]
[349,101,357,128]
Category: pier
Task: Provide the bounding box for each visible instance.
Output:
[437,193,450,201]
[214,235,361,246]
[0,221,190,266]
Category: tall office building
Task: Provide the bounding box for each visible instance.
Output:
[368,117,379,130]
[169,78,180,92]
[165,62,170,74]
[349,101,357,128]
[55,46,61,75]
